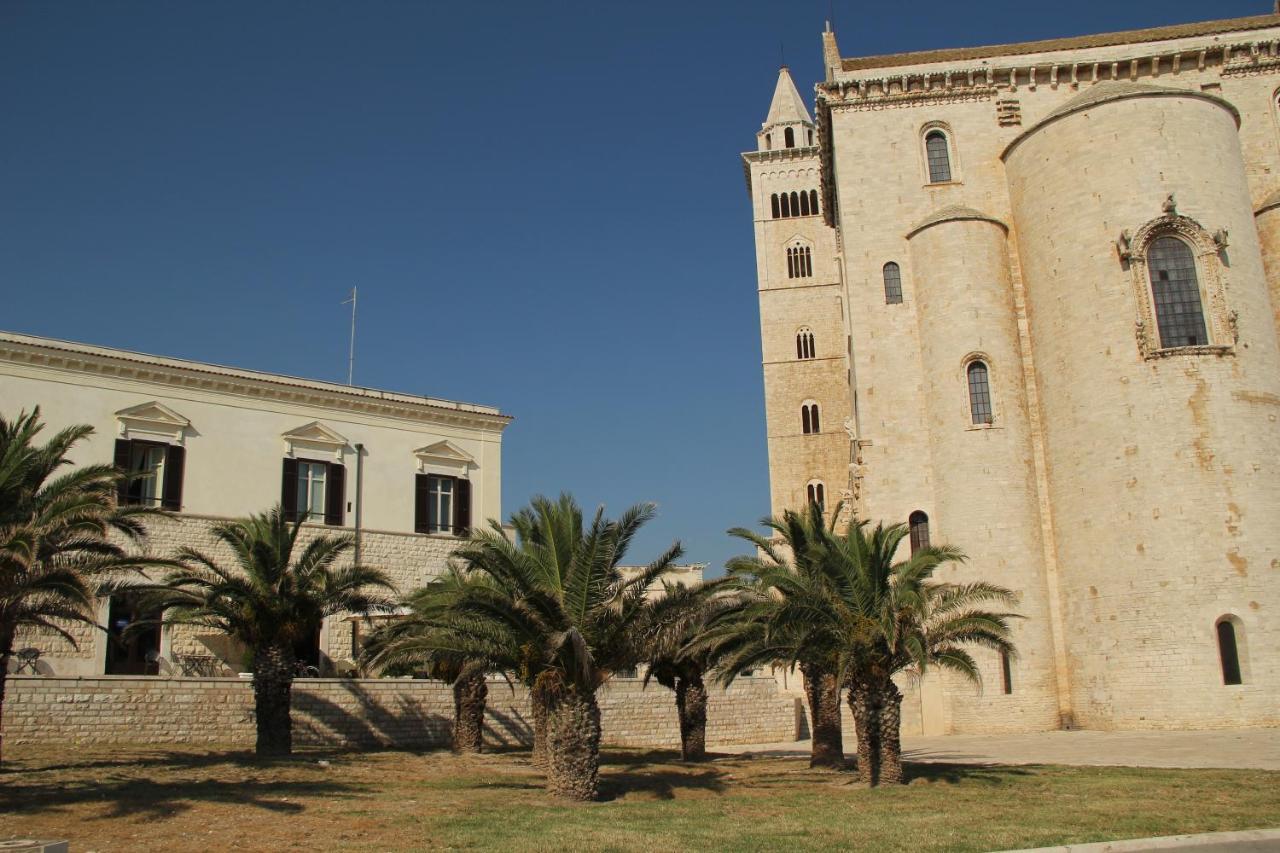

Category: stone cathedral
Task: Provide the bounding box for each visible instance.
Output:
[744,11,1280,733]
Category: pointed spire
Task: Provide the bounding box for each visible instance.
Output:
[763,66,813,129]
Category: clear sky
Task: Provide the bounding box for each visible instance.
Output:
[0,0,1266,573]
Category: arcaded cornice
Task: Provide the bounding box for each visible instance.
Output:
[0,331,513,434]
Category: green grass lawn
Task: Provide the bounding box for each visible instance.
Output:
[2,745,1277,851]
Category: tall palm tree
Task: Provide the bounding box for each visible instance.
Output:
[714,503,847,769]
[0,408,159,763]
[442,493,684,800]
[641,579,746,761]
[822,517,1019,785]
[360,568,506,753]
[139,507,395,756]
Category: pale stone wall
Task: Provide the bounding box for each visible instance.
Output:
[2,674,797,750]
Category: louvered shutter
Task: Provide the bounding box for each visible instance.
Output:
[454,478,471,535]
[162,445,185,511]
[325,462,346,526]
[113,439,132,505]
[414,474,430,534]
[281,458,299,521]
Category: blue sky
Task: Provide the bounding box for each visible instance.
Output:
[0,0,1265,573]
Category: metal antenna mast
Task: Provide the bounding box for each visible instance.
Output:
[343,287,357,385]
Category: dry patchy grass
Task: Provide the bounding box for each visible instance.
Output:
[1,744,1278,851]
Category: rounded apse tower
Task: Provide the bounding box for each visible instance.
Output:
[1003,83,1280,728]
[906,207,1063,731]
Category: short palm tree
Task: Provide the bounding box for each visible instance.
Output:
[444,493,684,800]
[140,506,396,756]
[714,503,847,769]
[360,568,504,753]
[823,517,1019,785]
[641,578,746,761]
[0,408,159,763]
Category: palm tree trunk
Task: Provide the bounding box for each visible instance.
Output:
[545,684,601,801]
[0,623,14,765]
[676,672,708,761]
[876,680,905,785]
[252,642,295,757]
[530,690,549,768]
[847,680,879,785]
[452,672,488,753]
[801,663,843,769]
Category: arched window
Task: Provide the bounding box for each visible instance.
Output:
[790,191,800,216]
[1000,650,1013,694]
[784,127,795,148]
[801,402,820,434]
[796,327,815,359]
[780,193,791,217]
[925,130,952,183]
[882,262,903,304]
[771,193,780,219]
[800,191,811,216]
[967,361,993,425]
[787,244,812,279]
[908,510,930,554]
[1148,236,1208,348]
[809,190,819,214]
[806,480,825,509]
[766,133,772,151]
[807,129,814,146]
[1216,617,1243,685]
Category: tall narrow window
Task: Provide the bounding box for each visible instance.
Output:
[1148,236,1208,348]
[801,402,820,435]
[883,262,903,304]
[114,439,185,510]
[766,133,772,150]
[784,127,795,148]
[297,461,327,521]
[967,361,993,425]
[1216,618,1243,685]
[780,193,791,217]
[925,130,952,183]
[771,194,780,218]
[790,191,800,216]
[806,480,825,510]
[1000,650,1013,695]
[787,245,812,279]
[796,327,815,360]
[908,510,930,554]
[809,190,819,214]
[800,191,811,216]
[807,129,814,146]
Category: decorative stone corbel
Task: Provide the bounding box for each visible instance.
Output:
[1213,228,1230,251]
[1162,194,1178,216]
[1116,229,1133,263]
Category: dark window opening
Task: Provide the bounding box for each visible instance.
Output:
[810,189,819,215]
[1000,650,1013,694]
[801,403,821,435]
[968,361,994,425]
[796,329,815,360]
[781,193,791,217]
[787,246,813,279]
[784,127,795,148]
[909,510,930,554]
[771,193,780,218]
[925,131,952,183]
[1148,236,1208,348]
[807,481,825,510]
[105,593,161,676]
[1217,619,1242,685]
[114,438,185,510]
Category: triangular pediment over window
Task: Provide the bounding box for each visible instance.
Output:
[414,440,475,475]
[282,421,349,461]
[115,401,191,444]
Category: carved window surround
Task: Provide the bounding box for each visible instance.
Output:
[1118,203,1236,360]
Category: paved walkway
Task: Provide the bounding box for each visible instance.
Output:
[721,727,1280,770]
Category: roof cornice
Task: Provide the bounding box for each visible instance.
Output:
[0,332,513,434]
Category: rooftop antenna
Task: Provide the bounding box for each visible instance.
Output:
[780,40,785,68]
[342,287,357,385]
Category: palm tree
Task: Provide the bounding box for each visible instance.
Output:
[822,517,1019,785]
[442,493,684,800]
[360,568,503,753]
[714,503,847,769]
[641,579,746,761]
[0,408,158,763]
[139,507,395,756]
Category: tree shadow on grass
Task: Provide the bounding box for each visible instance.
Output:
[0,772,361,821]
[1,745,354,776]
[595,750,730,801]
[905,761,1038,786]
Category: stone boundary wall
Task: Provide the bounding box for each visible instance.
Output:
[3,674,798,750]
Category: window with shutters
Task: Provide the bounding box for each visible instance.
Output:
[908,511,930,555]
[787,243,813,279]
[415,473,472,536]
[796,327,815,360]
[801,401,820,435]
[883,262,903,304]
[281,457,345,526]
[114,438,185,510]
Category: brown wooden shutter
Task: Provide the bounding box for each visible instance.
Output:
[325,462,346,526]
[454,478,471,535]
[113,439,132,505]
[414,473,430,534]
[161,444,185,511]
[281,458,299,521]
